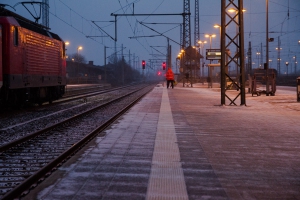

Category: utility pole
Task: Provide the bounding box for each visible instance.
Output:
[294,55,297,74]
[194,0,200,47]
[114,16,117,64]
[266,0,269,94]
[129,50,131,68]
[261,43,263,68]
[247,41,252,75]
[122,44,124,84]
[183,0,191,49]
[104,46,107,83]
[277,36,281,75]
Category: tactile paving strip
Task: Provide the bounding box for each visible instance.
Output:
[146,88,188,200]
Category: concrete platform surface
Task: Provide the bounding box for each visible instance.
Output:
[25,83,300,200]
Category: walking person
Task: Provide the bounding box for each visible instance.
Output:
[166,67,175,89]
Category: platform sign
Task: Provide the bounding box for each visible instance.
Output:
[206,49,221,60]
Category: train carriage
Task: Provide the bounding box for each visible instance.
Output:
[0,8,66,106]
[0,23,2,91]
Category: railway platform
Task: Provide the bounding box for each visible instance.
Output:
[25,83,300,200]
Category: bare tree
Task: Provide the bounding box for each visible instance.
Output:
[67,53,87,64]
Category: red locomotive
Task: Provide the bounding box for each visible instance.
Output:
[0,8,66,106]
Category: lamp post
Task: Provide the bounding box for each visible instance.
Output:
[104,46,109,83]
[298,41,300,73]
[213,24,221,48]
[285,61,289,75]
[266,0,269,94]
[205,34,216,49]
[205,35,216,88]
[269,59,272,69]
[77,46,83,84]
[77,46,83,61]
[176,55,181,74]
[198,40,207,78]
[256,52,261,68]
[65,41,69,59]
[293,56,297,74]
[179,49,185,74]
[276,47,282,74]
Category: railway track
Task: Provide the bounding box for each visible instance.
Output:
[61,84,135,100]
[0,84,133,114]
[0,83,155,199]
[0,84,142,146]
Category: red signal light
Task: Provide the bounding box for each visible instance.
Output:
[162,62,166,70]
[142,60,146,69]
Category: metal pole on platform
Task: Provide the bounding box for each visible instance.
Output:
[239,0,246,105]
[266,0,270,95]
[104,46,107,83]
[221,0,226,105]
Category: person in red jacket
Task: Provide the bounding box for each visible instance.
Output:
[166,67,175,89]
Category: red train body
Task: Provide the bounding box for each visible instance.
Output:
[0,8,66,105]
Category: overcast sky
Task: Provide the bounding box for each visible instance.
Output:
[2,0,300,74]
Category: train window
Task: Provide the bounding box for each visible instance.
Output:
[13,26,18,46]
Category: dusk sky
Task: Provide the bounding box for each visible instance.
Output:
[2,0,300,74]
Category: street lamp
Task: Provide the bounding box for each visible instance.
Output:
[293,56,297,74]
[65,41,70,59]
[204,35,215,88]
[178,49,185,73]
[256,52,261,68]
[176,53,182,74]
[228,8,247,13]
[198,40,207,77]
[276,47,282,74]
[213,24,221,48]
[104,46,109,83]
[77,46,83,58]
[77,46,83,83]
[198,40,207,57]
[205,34,216,49]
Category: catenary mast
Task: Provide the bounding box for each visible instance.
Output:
[42,0,49,28]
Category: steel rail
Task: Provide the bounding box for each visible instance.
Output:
[56,84,136,103]
[1,84,155,200]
